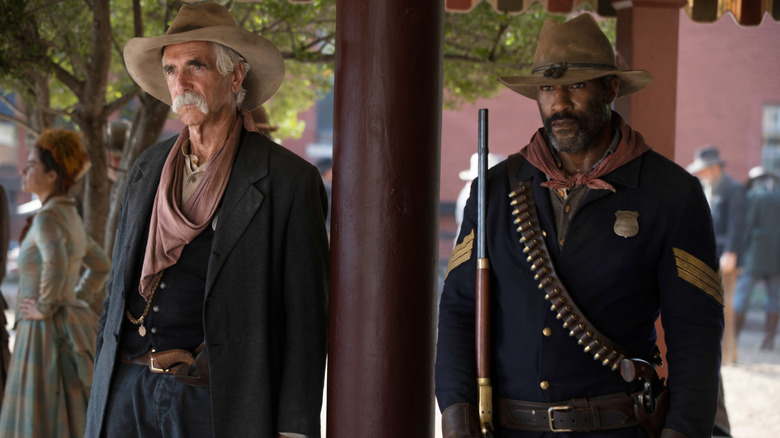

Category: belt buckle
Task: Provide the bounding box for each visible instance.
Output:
[149,349,168,373]
[547,405,574,432]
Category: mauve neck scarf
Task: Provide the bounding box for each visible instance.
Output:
[138,109,258,300]
[520,112,650,193]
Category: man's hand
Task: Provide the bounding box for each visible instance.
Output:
[441,403,482,438]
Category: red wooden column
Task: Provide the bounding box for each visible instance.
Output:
[612,0,685,161]
[327,1,444,437]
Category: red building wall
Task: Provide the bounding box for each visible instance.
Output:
[675,11,780,181]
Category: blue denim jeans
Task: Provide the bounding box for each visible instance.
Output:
[102,361,213,438]
[734,273,780,313]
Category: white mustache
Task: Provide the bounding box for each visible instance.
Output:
[172,92,209,115]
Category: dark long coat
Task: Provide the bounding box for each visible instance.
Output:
[708,173,745,258]
[741,185,780,275]
[85,129,329,437]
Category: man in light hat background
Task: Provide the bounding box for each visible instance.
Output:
[734,166,780,350]
[686,145,745,365]
[436,14,724,437]
[86,3,329,437]
[454,152,506,237]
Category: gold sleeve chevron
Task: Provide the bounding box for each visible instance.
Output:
[445,230,475,281]
[672,247,724,306]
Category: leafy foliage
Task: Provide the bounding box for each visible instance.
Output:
[0,0,615,138]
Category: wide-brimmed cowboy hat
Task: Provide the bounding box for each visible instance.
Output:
[459,152,506,181]
[748,165,778,181]
[124,3,284,110]
[686,145,725,174]
[498,14,652,100]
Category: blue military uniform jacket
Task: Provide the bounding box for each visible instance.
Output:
[436,150,724,437]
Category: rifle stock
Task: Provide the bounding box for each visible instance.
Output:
[476,108,494,437]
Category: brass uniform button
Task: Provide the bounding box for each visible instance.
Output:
[564,205,571,213]
[542,327,552,337]
[540,381,550,390]
[559,238,565,246]
[542,230,547,237]
[557,189,565,198]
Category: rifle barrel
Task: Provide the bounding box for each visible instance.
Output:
[476,108,494,437]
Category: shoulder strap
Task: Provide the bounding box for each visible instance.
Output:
[506,153,657,381]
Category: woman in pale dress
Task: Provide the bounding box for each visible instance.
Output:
[0,129,110,437]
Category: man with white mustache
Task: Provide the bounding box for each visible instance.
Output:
[171,91,209,115]
[86,4,329,438]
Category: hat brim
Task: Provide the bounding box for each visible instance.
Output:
[686,158,724,174]
[498,69,653,100]
[124,26,285,110]
[459,170,476,181]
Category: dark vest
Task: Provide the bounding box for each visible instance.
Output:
[121,224,214,357]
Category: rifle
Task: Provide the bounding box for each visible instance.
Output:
[475,108,494,437]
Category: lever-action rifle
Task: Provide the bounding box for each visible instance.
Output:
[476,108,494,437]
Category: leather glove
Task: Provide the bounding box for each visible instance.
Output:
[441,403,482,438]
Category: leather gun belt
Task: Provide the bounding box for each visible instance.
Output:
[498,393,639,432]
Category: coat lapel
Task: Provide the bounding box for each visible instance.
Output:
[120,139,174,296]
[206,130,270,293]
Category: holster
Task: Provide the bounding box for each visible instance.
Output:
[634,387,670,438]
[441,403,482,438]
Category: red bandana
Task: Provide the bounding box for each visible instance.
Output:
[520,112,650,192]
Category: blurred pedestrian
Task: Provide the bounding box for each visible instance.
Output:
[0,184,11,412]
[687,145,745,364]
[0,129,110,437]
[734,166,780,350]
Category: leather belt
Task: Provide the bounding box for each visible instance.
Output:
[120,347,198,374]
[498,393,640,432]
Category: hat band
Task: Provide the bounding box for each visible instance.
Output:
[532,62,618,79]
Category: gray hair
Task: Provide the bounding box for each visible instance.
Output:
[213,43,251,108]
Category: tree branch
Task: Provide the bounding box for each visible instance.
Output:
[0,113,40,136]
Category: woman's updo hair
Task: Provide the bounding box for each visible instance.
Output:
[34,129,90,193]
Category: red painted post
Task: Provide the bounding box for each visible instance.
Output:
[327,1,444,437]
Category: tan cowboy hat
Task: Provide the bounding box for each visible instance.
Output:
[498,14,652,100]
[123,3,285,110]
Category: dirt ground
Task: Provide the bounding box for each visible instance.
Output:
[720,309,780,438]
